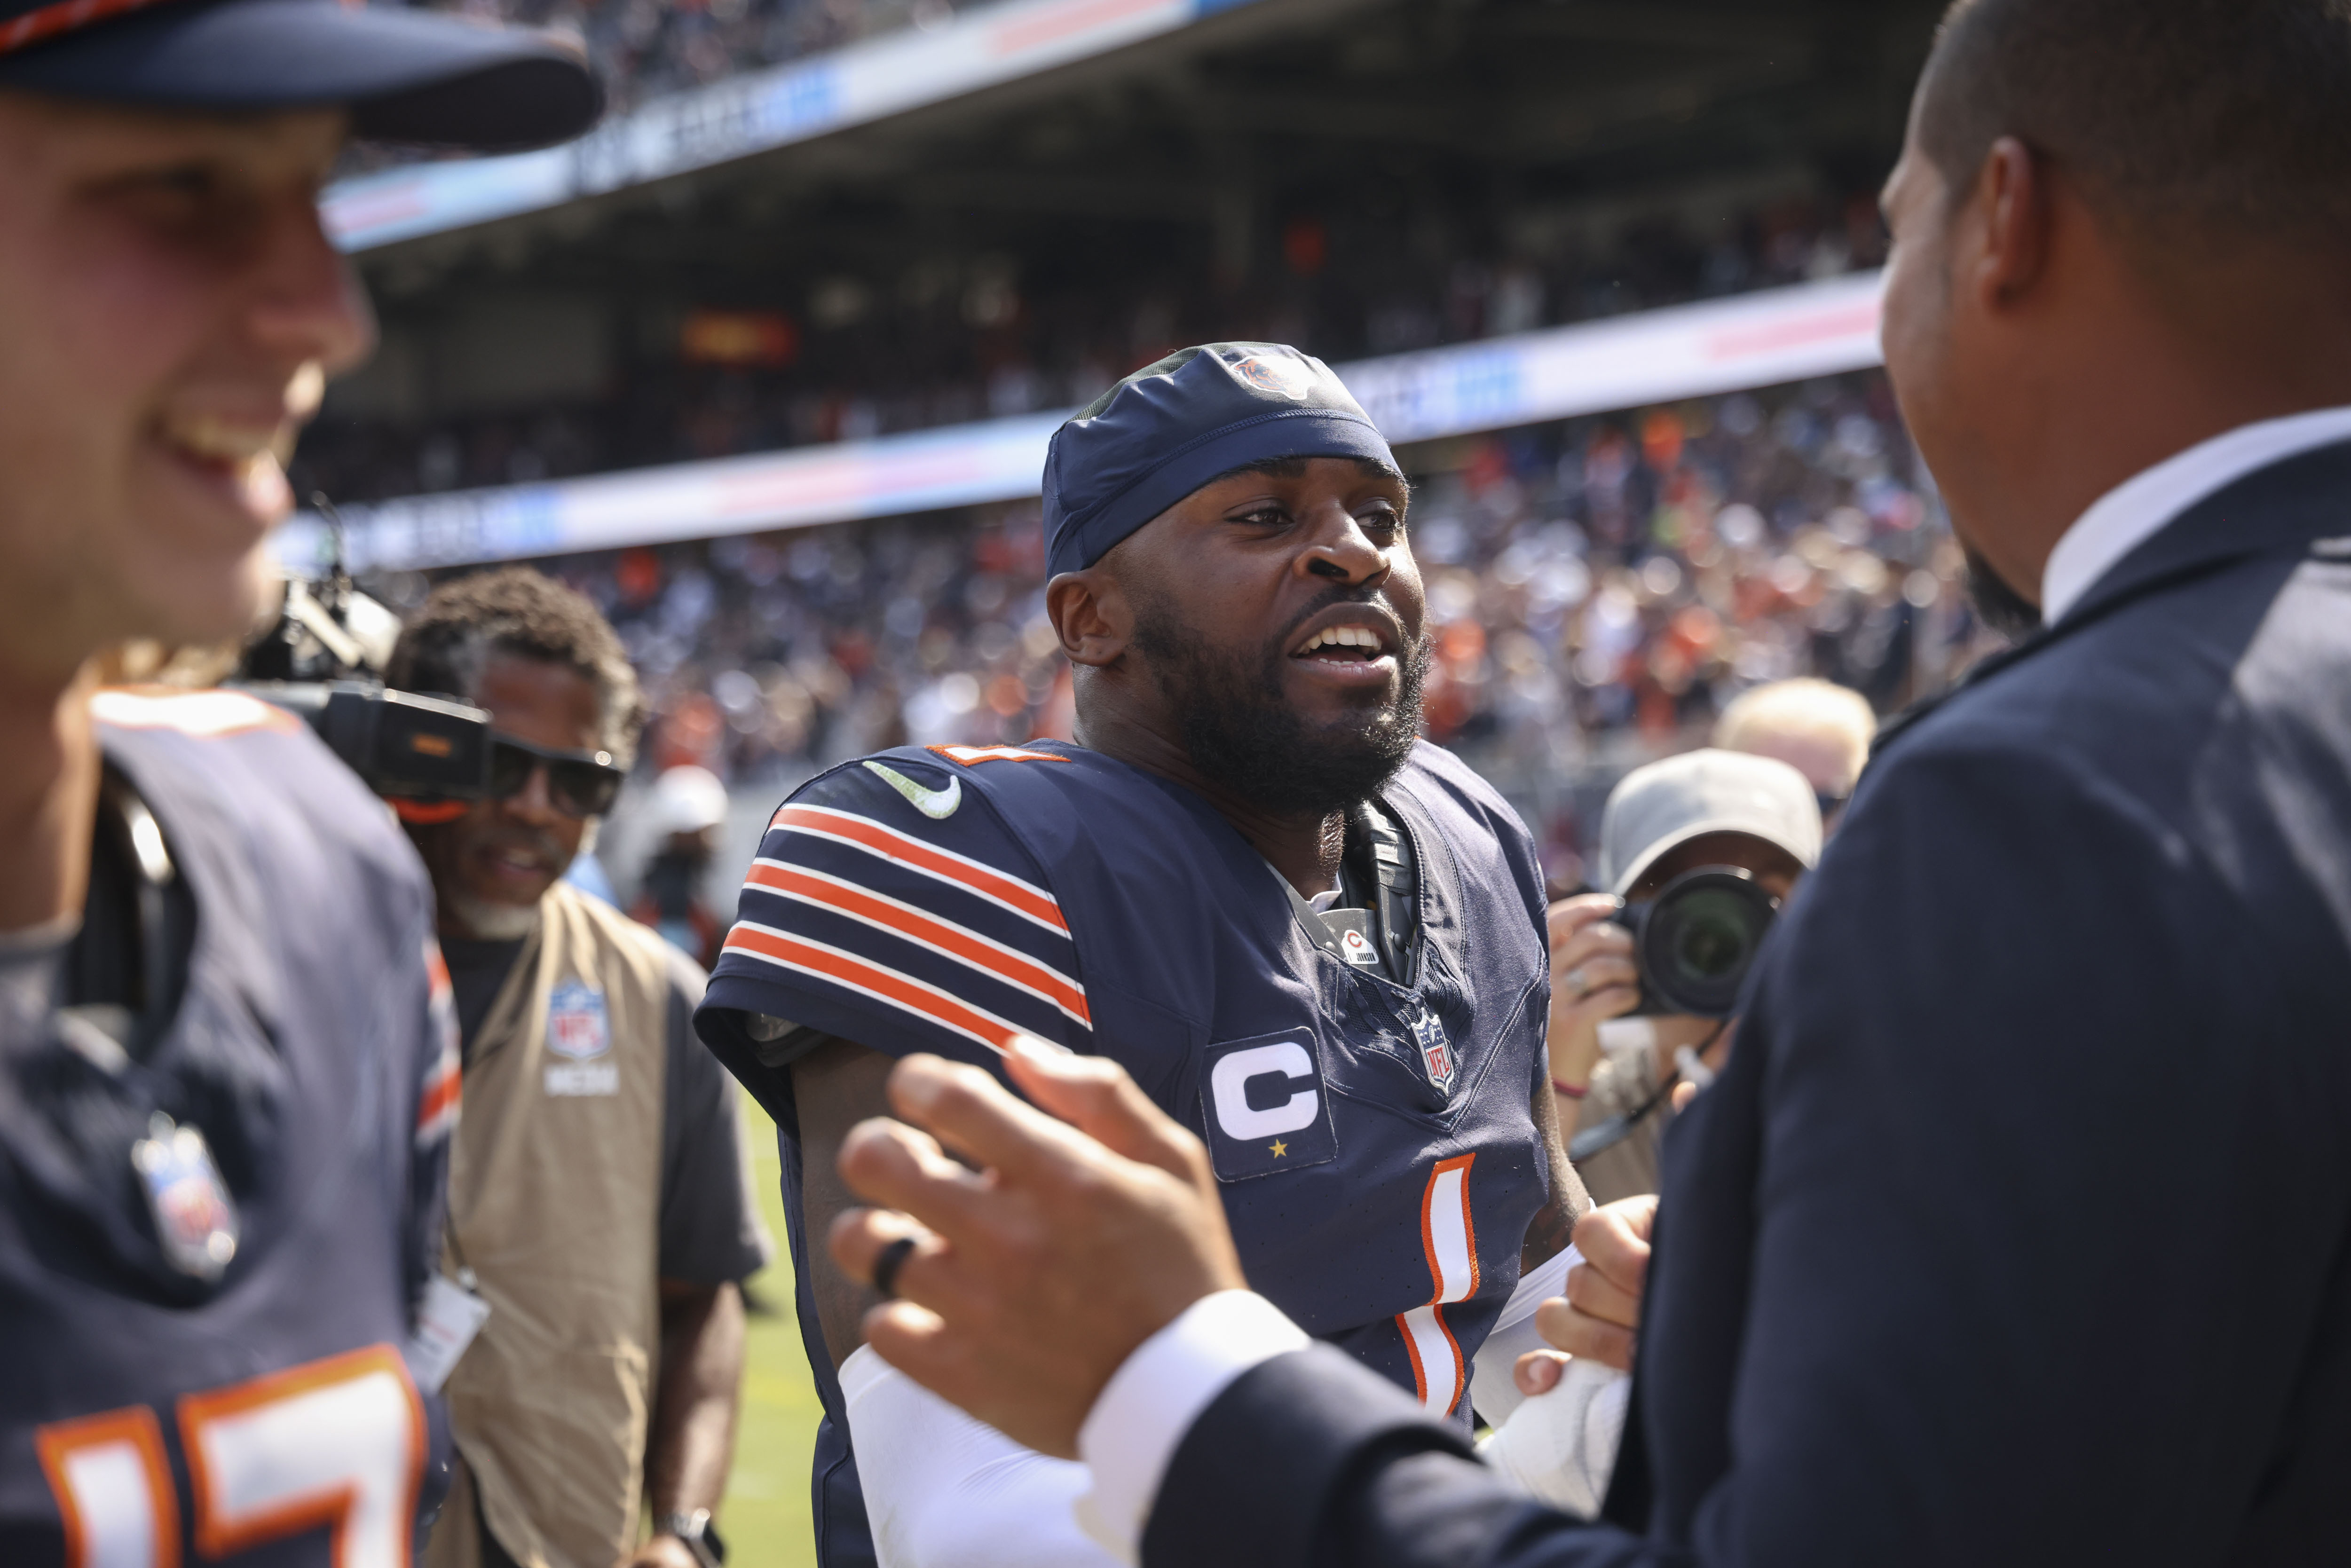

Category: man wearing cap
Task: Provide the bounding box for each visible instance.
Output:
[694,343,1592,1565]
[0,3,594,1561]
[1545,750,1821,1206]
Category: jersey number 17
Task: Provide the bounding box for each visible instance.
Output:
[35,1343,425,1568]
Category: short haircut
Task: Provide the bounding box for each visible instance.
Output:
[1714,678,1875,749]
[1918,0,2351,252]
[1713,678,1877,792]
[387,567,646,766]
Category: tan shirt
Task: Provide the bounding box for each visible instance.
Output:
[1573,1034,1669,1206]
[425,883,683,1568]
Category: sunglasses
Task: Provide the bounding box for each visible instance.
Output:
[486,734,625,819]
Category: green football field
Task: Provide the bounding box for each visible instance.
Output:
[721,1096,823,1568]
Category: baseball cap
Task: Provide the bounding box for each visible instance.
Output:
[648,764,729,837]
[1042,342,1397,578]
[1597,748,1822,897]
[0,0,601,151]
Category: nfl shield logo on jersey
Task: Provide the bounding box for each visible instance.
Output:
[547,980,610,1059]
[1401,997,1457,1093]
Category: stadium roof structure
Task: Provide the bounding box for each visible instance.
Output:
[337,0,1942,280]
[300,0,1945,567]
[326,0,1296,253]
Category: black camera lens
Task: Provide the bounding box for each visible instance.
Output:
[1621,867,1779,1017]
[1666,890,1757,979]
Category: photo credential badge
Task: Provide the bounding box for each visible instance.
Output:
[404,1273,492,1393]
[1199,1028,1338,1182]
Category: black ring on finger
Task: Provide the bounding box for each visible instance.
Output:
[871,1236,917,1300]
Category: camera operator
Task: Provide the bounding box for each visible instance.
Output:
[0,5,595,1562]
[385,568,769,1568]
[1545,750,1819,1205]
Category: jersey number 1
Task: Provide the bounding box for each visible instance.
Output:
[1396,1153,1480,1418]
[35,1343,425,1568]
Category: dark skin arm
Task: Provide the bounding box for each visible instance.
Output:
[1521,1056,1588,1272]
[794,1034,901,1370]
[634,1278,747,1568]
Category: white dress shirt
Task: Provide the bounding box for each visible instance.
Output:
[1075,1247,1594,1563]
[2040,405,2351,624]
[1074,1291,1311,1562]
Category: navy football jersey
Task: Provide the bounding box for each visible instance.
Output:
[0,690,459,1565]
[696,738,1555,1565]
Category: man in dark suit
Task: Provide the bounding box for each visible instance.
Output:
[819,0,2351,1562]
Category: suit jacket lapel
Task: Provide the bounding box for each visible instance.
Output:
[1874,437,2351,758]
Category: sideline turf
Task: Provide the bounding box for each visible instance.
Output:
[722,1095,823,1568]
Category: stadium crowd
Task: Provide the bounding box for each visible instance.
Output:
[293,185,1885,504]
[364,370,1996,886]
[387,0,954,115]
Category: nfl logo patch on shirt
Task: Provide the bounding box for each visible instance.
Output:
[1200,1029,1339,1182]
[1400,995,1457,1095]
[545,980,618,1096]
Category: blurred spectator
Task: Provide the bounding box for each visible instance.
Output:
[630,764,733,968]
[378,0,958,117]
[1712,676,1878,830]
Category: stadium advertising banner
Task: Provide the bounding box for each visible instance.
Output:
[279,272,1885,575]
[322,0,1225,252]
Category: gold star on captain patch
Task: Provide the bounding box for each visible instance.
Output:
[1268,1139,1288,1158]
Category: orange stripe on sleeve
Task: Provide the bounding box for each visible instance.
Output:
[768,804,1068,933]
[743,861,1090,1025]
[722,925,1021,1056]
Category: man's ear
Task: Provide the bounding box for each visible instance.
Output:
[1971,135,2053,310]
[1046,570,1128,669]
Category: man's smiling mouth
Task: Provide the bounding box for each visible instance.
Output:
[1293,621,1397,664]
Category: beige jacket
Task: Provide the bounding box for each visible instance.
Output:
[425,882,688,1568]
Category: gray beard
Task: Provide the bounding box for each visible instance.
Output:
[442,892,541,942]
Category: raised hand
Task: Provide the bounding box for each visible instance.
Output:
[827,1040,1247,1458]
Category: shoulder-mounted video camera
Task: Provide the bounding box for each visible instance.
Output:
[1617,866,1779,1018]
[229,537,493,803]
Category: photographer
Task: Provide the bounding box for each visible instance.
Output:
[1545,750,1819,1205]
[386,568,769,1568]
[0,4,595,1561]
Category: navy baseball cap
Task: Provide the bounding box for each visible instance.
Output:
[0,0,600,150]
[1043,342,1398,577]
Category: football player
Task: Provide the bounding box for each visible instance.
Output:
[696,343,1589,1565]
[0,4,596,1561]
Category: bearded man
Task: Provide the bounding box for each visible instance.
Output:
[694,343,1588,1566]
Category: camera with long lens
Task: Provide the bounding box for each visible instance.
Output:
[1617,866,1779,1018]
[229,558,494,803]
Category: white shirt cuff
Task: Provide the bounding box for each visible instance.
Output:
[1074,1290,1310,1563]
